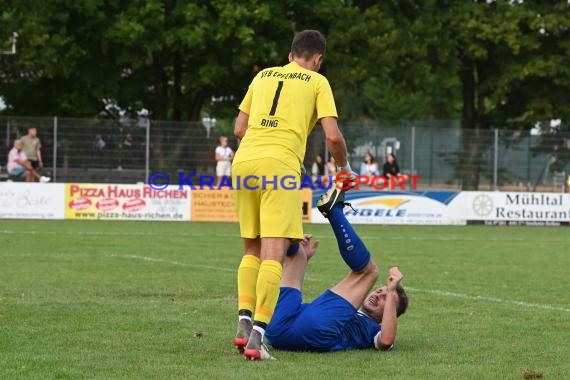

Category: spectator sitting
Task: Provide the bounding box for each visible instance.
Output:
[360,152,380,176]
[311,153,328,187]
[382,153,400,179]
[7,140,50,182]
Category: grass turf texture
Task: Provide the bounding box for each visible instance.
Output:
[0,221,568,379]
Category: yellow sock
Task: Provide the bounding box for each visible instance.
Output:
[237,254,261,314]
[253,260,283,325]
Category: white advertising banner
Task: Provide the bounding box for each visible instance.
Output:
[0,183,65,219]
[65,183,191,221]
[311,190,570,226]
[463,192,570,225]
[311,190,467,225]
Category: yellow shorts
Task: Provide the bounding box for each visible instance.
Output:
[232,158,303,240]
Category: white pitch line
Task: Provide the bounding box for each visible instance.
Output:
[114,254,570,313]
[405,287,570,313]
[1,229,568,242]
[109,254,235,273]
[109,254,323,282]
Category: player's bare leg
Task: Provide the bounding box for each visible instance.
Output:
[281,235,319,291]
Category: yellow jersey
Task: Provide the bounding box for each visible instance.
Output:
[234,61,338,172]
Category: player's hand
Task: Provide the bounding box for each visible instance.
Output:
[38,161,43,169]
[300,234,320,260]
[335,170,358,190]
[386,267,403,291]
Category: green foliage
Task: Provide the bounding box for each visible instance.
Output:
[2,0,569,190]
[0,0,568,134]
[395,0,570,188]
[0,0,293,119]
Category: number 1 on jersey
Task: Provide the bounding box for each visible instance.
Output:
[269,81,284,116]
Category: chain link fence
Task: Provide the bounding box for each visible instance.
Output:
[1,116,568,192]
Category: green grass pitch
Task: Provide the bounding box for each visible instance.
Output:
[1,221,569,379]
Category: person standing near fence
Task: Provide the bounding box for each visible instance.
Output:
[215,136,234,186]
[231,30,356,360]
[20,127,44,181]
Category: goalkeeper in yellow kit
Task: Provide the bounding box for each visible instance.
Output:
[232,30,356,360]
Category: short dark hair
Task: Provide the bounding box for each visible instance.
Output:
[291,30,326,60]
[395,284,409,317]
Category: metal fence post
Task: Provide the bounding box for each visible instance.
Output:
[53,116,58,182]
[429,130,434,186]
[411,125,415,175]
[493,128,498,190]
[5,119,10,148]
[145,118,150,182]
[526,136,531,190]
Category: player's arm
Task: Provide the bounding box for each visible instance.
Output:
[320,117,357,188]
[235,76,254,140]
[316,77,353,173]
[376,267,403,351]
[320,117,348,168]
[234,111,249,140]
[316,77,357,188]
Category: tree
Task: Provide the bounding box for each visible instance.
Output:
[0,0,289,120]
[427,0,570,189]
[1,0,294,170]
[2,0,568,183]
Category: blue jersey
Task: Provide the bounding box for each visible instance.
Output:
[331,311,381,351]
[266,288,381,352]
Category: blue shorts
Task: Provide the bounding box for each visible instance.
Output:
[9,166,25,177]
[265,287,357,352]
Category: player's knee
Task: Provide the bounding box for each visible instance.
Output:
[243,238,261,256]
[360,260,379,282]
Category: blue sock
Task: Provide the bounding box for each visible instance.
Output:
[328,204,371,272]
[286,243,300,257]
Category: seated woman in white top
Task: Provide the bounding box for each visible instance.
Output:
[359,152,380,176]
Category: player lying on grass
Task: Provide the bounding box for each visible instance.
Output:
[235,184,408,357]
